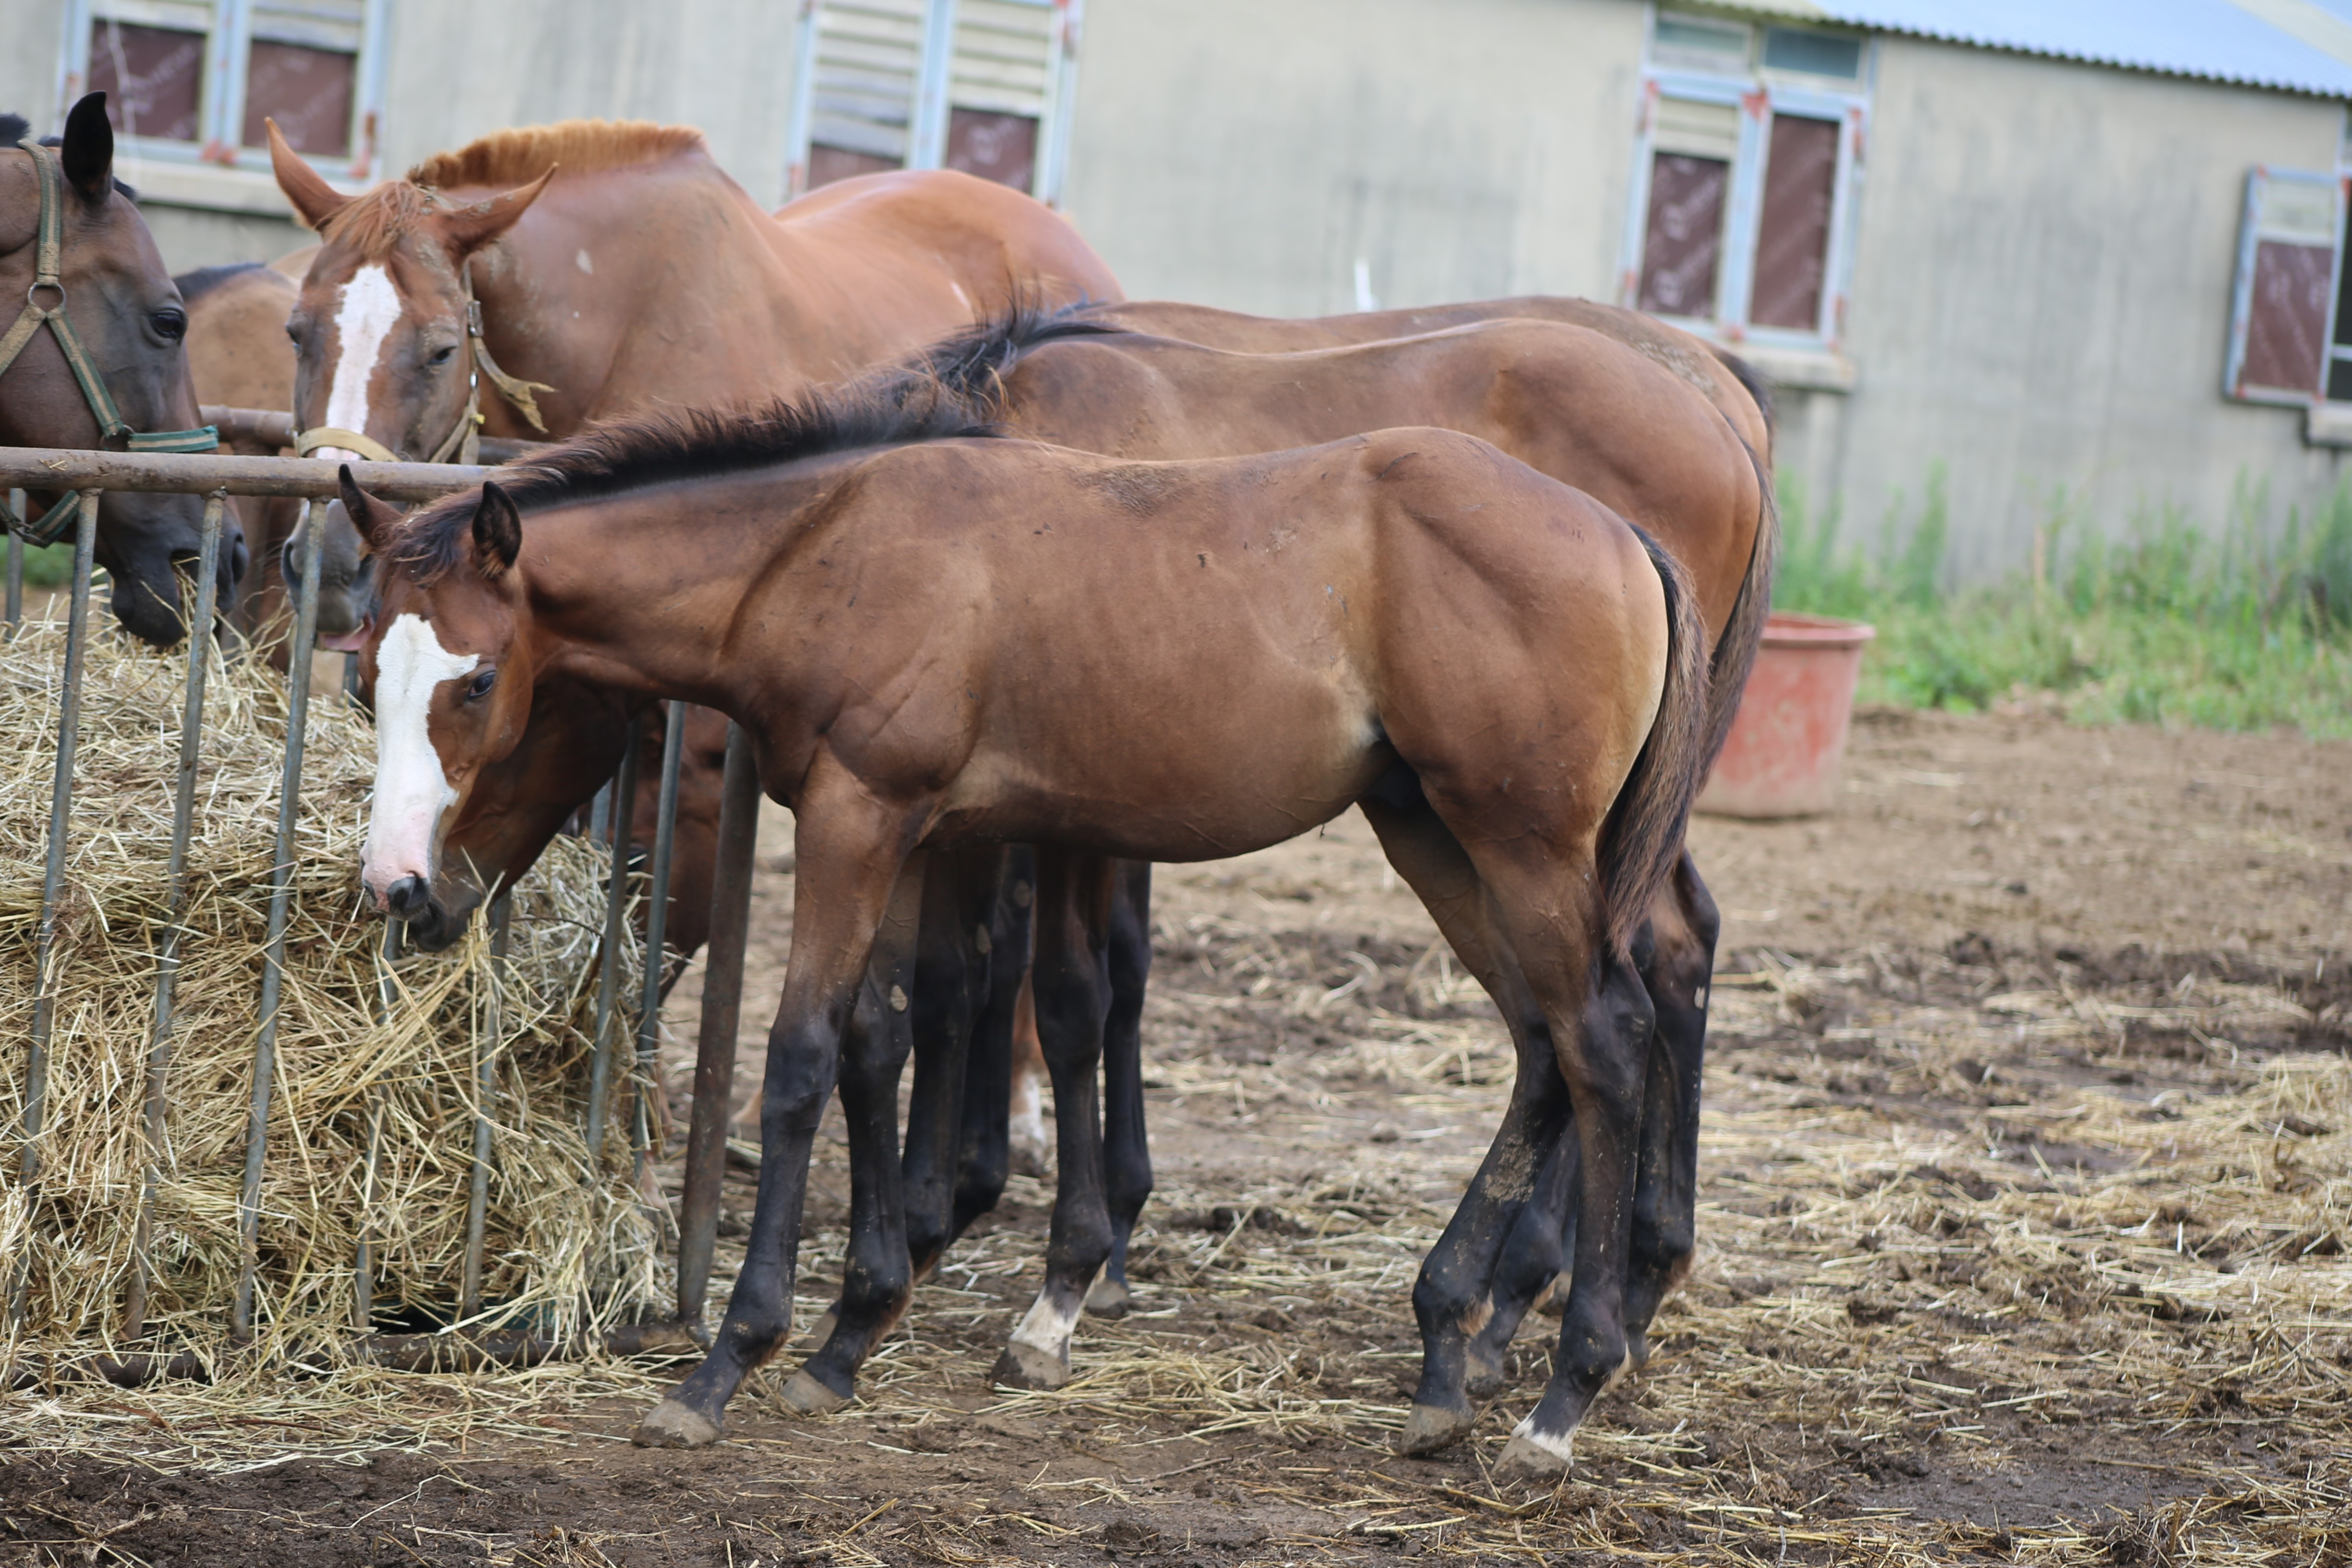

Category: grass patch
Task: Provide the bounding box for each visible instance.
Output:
[6,541,75,589]
[1775,465,2352,738]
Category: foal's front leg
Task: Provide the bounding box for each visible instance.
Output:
[635,790,917,1449]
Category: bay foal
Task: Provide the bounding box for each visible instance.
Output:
[339,376,1709,1473]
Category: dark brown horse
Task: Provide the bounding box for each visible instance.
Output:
[266,118,1123,645]
[0,97,241,642]
[338,363,1709,1474]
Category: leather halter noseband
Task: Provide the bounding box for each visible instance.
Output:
[0,137,220,544]
[293,256,554,467]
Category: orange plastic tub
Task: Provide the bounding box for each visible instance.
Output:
[1694,613,1876,819]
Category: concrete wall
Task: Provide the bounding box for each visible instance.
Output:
[1781,38,2349,578]
[1061,0,1645,314]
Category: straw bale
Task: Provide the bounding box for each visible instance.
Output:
[0,607,662,1368]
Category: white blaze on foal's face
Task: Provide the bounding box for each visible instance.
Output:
[362,613,478,905]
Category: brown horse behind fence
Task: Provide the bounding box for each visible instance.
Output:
[176,261,302,639]
[0,97,241,643]
[339,359,1709,1474]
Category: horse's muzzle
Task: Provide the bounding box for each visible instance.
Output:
[385,875,434,920]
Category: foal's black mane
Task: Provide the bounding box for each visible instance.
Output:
[910,296,1131,404]
[393,336,1031,580]
[173,261,266,303]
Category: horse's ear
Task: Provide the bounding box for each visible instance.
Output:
[267,119,352,232]
[59,93,116,202]
[473,483,522,576]
[337,465,401,553]
[437,168,556,256]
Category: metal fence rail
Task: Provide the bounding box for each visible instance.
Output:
[1,444,761,1374]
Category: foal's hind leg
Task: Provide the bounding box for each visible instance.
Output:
[1464,1120,1579,1399]
[903,846,1011,1281]
[1086,860,1154,1319]
[1619,852,1717,1366]
[1359,798,1570,1457]
[950,848,1037,1243]
[992,848,1117,1390]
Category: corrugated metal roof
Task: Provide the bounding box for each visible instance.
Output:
[1707,0,2352,97]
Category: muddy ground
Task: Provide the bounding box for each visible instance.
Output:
[5,706,2349,1565]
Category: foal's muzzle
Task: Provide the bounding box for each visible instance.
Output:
[385,875,434,920]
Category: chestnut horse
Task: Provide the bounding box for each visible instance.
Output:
[0,97,241,643]
[176,260,302,638]
[266,118,1122,644]
[339,363,1709,1474]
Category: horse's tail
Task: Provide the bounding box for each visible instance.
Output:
[1697,431,1780,773]
[1598,525,1712,958]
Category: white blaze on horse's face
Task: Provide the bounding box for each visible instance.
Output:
[318,263,402,462]
[361,613,478,906]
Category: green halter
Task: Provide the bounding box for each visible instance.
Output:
[1,136,220,545]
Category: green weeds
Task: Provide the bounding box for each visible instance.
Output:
[1773,466,2352,738]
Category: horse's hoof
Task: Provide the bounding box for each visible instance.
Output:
[632,1398,722,1449]
[1395,1401,1474,1456]
[1462,1347,1506,1401]
[1624,1324,1652,1370]
[1009,1142,1051,1180]
[1083,1275,1133,1320]
[1495,1429,1574,1483]
[781,1367,851,1415]
[991,1339,1070,1390]
[1531,1272,1568,1319]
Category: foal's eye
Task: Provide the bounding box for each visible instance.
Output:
[427,344,458,367]
[464,667,498,701]
[151,309,186,342]
[286,322,303,346]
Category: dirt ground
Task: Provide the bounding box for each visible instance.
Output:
[5,707,2350,1566]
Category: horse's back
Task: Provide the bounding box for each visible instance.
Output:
[776,169,1123,305]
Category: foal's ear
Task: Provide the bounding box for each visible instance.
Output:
[472,483,522,576]
[267,119,352,232]
[59,93,116,203]
[337,465,403,552]
[439,168,556,256]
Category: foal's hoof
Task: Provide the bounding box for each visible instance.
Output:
[1395,1401,1474,1456]
[991,1339,1071,1391]
[1494,1427,1575,1483]
[1462,1345,1506,1401]
[1624,1324,1653,1370]
[781,1367,852,1415]
[1083,1275,1133,1320]
[633,1398,723,1449]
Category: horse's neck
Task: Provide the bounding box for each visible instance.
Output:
[468,165,835,434]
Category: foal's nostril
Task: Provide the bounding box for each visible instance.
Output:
[386,875,433,920]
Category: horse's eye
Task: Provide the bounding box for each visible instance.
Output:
[464,667,498,701]
[286,322,303,345]
[427,344,458,367]
[151,309,186,342]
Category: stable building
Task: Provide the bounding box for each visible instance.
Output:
[10,0,2352,574]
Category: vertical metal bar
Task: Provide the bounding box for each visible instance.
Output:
[354,919,400,1330]
[125,492,226,1339]
[583,726,643,1163]
[343,650,359,700]
[908,0,960,170]
[232,495,325,1341]
[460,891,512,1321]
[8,492,98,1327]
[587,781,612,847]
[5,489,23,623]
[629,702,690,1181]
[677,723,761,1329]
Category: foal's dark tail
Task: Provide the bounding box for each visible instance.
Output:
[1698,431,1781,773]
[1597,527,1712,959]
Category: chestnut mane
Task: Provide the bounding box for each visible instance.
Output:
[317,120,707,260]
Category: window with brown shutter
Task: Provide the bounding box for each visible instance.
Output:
[789,0,1079,203]
[63,0,385,179]
[1626,16,1867,347]
[2225,168,2342,405]
[1751,114,1841,332]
